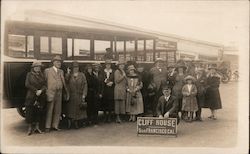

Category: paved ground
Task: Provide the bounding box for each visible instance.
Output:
[2,82,238,147]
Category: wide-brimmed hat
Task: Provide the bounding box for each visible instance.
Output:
[184,75,196,82]
[105,59,112,64]
[72,61,79,68]
[127,65,136,71]
[162,85,171,91]
[85,64,92,69]
[154,58,165,64]
[51,55,62,63]
[92,63,102,68]
[31,60,42,68]
[208,64,217,70]
[116,59,126,66]
[106,48,112,52]
[175,63,187,70]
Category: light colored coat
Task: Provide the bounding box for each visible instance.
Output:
[182,84,198,112]
[114,69,127,101]
[44,67,67,102]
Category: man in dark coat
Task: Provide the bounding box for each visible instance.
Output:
[156,85,180,124]
[148,58,169,116]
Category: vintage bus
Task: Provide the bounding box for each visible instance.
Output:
[2,20,177,117]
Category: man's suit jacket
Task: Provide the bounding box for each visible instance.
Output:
[44,67,67,102]
[156,95,179,116]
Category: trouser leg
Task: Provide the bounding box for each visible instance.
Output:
[52,91,62,128]
[45,100,54,129]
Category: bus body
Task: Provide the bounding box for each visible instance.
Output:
[2,20,177,116]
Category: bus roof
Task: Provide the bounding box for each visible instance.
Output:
[6,20,158,41]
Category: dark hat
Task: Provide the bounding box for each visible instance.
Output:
[86,64,92,69]
[208,64,217,70]
[127,65,136,71]
[175,63,187,70]
[105,59,112,64]
[106,48,112,52]
[51,55,62,63]
[184,75,196,82]
[162,85,171,91]
[154,58,165,64]
[72,61,79,68]
[137,63,144,68]
[92,63,102,68]
[31,60,42,67]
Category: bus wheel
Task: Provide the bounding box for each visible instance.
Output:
[17,106,26,118]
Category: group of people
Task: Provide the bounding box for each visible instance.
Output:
[24,55,222,136]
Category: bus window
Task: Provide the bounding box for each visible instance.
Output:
[146,52,154,62]
[126,41,135,61]
[27,36,34,58]
[51,37,62,54]
[40,36,49,54]
[95,40,110,60]
[159,51,167,61]
[137,51,145,62]
[146,40,153,50]
[67,38,73,57]
[114,41,124,61]
[137,40,144,51]
[8,34,26,57]
[74,39,90,57]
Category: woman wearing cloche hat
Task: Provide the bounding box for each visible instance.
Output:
[204,63,222,120]
[114,59,127,123]
[126,65,144,122]
[25,60,46,135]
[65,61,88,129]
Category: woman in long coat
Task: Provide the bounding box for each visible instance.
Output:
[182,75,198,122]
[195,68,207,121]
[114,60,127,123]
[25,60,47,135]
[65,61,88,129]
[126,65,144,122]
[101,59,115,122]
[204,65,222,120]
[172,63,187,119]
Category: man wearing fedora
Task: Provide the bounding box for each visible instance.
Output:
[44,55,69,132]
[148,58,169,117]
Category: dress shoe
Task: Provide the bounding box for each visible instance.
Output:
[45,128,50,133]
[52,127,61,131]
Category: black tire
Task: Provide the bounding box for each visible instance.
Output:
[17,106,26,118]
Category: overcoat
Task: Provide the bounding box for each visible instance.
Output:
[126,75,144,115]
[65,72,88,120]
[182,84,198,112]
[25,71,47,106]
[101,68,115,111]
[156,95,180,124]
[195,73,207,107]
[149,67,168,91]
[204,74,222,110]
[25,71,47,123]
[114,69,127,101]
[172,73,186,111]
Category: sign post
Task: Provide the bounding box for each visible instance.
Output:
[137,117,177,137]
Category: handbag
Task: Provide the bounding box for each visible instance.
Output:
[79,100,88,110]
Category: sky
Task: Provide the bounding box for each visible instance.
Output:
[1,0,249,48]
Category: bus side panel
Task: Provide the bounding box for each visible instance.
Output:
[3,62,31,108]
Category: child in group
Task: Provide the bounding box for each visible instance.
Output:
[182,75,198,122]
